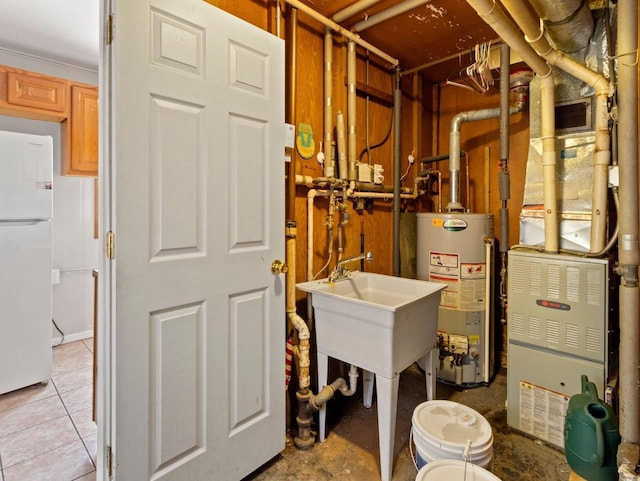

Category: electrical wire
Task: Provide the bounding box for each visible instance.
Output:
[358,75,395,164]
[52,318,65,347]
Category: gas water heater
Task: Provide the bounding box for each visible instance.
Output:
[417,212,494,387]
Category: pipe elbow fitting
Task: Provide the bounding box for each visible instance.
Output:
[309,385,337,410]
[288,312,310,340]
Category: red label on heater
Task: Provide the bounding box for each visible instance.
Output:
[536,299,571,311]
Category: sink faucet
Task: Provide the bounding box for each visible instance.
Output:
[328,251,374,282]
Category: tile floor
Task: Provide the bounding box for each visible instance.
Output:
[0,339,96,481]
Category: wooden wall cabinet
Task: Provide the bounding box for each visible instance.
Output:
[61,84,99,177]
[0,65,98,177]
[0,66,68,121]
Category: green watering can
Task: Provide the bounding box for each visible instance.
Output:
[564,375,620,481]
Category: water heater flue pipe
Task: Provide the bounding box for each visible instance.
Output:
[447,96,527,212]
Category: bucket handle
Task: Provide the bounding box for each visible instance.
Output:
[409,428,419,472]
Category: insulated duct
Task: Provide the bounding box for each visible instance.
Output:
[527,0,594,53]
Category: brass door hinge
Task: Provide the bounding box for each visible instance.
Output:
[107,14,114,45]
[107,444,113,477]
[106,231,115,259]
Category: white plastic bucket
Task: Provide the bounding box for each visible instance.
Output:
[416,459,502,481]
[411,400,494,469]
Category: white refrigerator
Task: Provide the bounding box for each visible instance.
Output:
[0,130,53,395]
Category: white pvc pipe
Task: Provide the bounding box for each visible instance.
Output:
[324,28,334,178]
[347,41,357,182]
[484,237,493,383]
[500,0,611,253]
[332,0,384,23]
[465,0,559,252]
[283,0,399,67]
[336,111,347,179]
[539,74,558,253]
[353,0,431,32]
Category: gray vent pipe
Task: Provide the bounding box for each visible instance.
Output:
[447,89,528,212]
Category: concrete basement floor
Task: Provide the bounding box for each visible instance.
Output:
[246,365,572,481]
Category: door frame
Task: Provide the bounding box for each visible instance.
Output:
[96,0,113,478]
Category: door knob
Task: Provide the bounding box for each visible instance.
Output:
[271,260,288,274]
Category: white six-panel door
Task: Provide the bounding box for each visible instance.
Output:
[104,0,285,479]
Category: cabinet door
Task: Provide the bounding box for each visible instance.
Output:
[0,66,68,121]
[62,85,99,176]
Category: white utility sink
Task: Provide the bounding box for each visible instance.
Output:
[297,271,445,481]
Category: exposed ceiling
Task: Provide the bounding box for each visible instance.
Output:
[0,0,498,81]
[0,0,99,70]
[300,0,499,82]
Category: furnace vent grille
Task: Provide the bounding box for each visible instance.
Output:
[512,312,525,336]
[586,328,602,353]
[587,269,602,305]
[529,316,542,339]
[547,320,560,344]
[566,323,580,349]
[547,264,561,299]
[507,251,608,363]
[567,267,580,302]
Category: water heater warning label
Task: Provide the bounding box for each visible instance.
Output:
[429,252,460,308]
[428,252,486,310]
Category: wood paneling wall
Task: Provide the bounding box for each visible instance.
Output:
[208,1,530,290]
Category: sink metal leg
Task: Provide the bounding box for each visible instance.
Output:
[375,374,399,481]
[317,352,329,442]
[362,369,374,408]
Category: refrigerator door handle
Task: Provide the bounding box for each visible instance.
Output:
[0,219,50,226]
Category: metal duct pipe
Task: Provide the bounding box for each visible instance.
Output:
[527,0,594,53]
[282,0,399,67]
[466,0,559,252]
[332,0,384,23]
[323,28,335,178]
[353,0,432,33]
[616,0,640,444]
[447,101,527,212]
[347,41,357,181]
[500,0,611,254]
[392,75,402,276]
